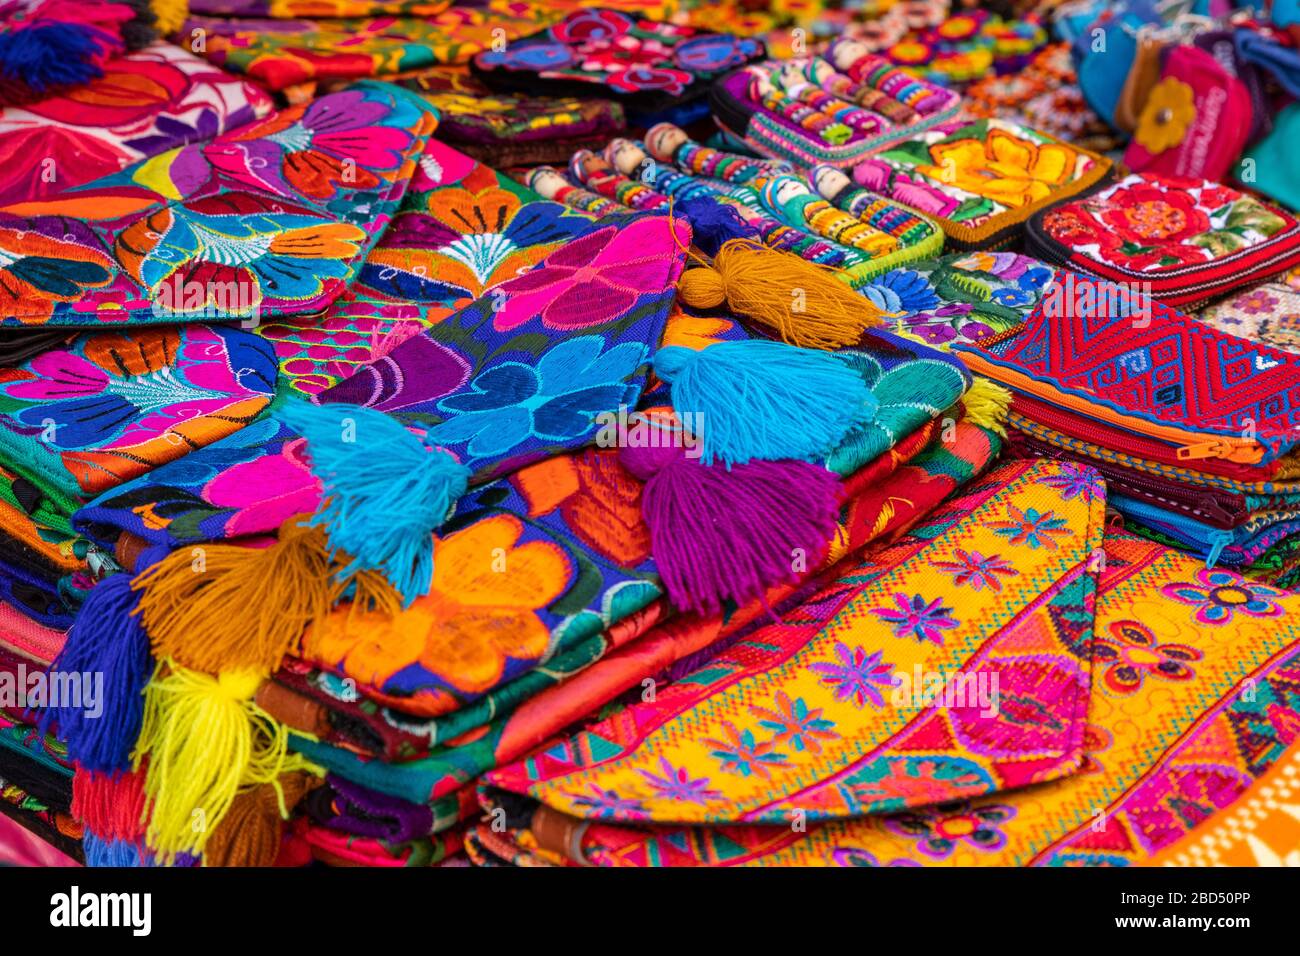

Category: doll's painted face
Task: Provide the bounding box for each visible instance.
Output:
[576,150,613,179]
[646,123,688,161]
[528,167,568,199]
[773,176,810,206]
[812,165,852,199]
[607,139,646,176]
[831,39,870,69]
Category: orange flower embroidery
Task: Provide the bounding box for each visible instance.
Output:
[307,514,573,692]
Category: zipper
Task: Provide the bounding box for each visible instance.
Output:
[1012,393,1270,481]
[961,354,1268,466]
[1113,493,1241,568]
[1007,429,1248,527]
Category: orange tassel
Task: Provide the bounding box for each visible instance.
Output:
[676,238,884,350]
[132,518,387,675]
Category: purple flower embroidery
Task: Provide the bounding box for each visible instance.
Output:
[873,593,960,644]
[636,758,723,805]
[809,642,898,708]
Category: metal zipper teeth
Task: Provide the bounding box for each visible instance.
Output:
[1007,429,1247,527]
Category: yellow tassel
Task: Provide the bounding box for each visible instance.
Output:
[133,518,341,676]
[960,376,1013,436]
[133,664,320,864]
[676,239,885,350]
[150,0,189,35]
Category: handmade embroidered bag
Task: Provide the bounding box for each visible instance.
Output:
[0,81,437,328]
[709,49,961,170]
[853,116,1113,251]
[471,9,764,114]
[1026,173,1300,309]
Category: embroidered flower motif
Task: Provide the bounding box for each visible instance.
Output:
[1041,462,1105,501]
[861,268,941,315]
[931,549,1019,592]
[0,220,115,323]
[750,691,839,754]
[2,326,275,452]
[551,9,633,44]
[1231,289,1280,316]
[702,721,791,779]
[831,847,921,867]
[1134,77,1196,155]
[304,514,571,692]
[565,785,647,820]
[431,335,646,460]
[488,217,685,332]
[988,505,1071,550]
[231,88,415,199]
[118,194,367,312]
[1092,619,1202,696]
[1160,568,1286,626]
[636,758,723,805]
[361,165,582,303]
[809,643,899,708]
[873,593,960,644]
[918,127,1076,208]
[885,801,1016,859]
[606,65,694,96]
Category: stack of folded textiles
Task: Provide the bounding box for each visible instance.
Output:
[957,175,1300,585]
[468,457,1300,867]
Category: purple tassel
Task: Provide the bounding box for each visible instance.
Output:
[678,196,761,258]
[621,442,841,616]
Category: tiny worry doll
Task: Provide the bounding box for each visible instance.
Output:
[600,137,837,262]
[643,122,787,187]
[772,61,886,138]
[568,149,670,212]
[799,55,918,126]
[826,40,955,116]
[811,165,942,250]
[526,166,626,218]
[746,69,856,147]
[759,174,898,258]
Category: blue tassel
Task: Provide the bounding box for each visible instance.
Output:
[678,196,761,258]
[0,23,108,94]
[278,399,470,604]
[653,340,880,468]
[83,833,147,868]
[38,571,154,774]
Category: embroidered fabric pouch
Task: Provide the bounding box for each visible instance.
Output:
[1123,44,1253,184]
[1197,265,1300,353]
[269,414,1002,801]
[0,325,278,502]
[0,81,437,328]
[184,9,550,92]
[955,275,1300,481]
[471,9,764,114]
[1025,174,1300,310]
[473,527,1300,867]
[857,251,1055,349]
[480,458,1105,829]
[397,67,626,167]
[709,51,961,170]
[854,117,1113,251]
[0,42,275,207]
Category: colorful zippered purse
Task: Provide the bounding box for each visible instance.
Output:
[852,116,1113,251]
[471,8,764,115]
[708,47,962,170]
[1026,173,1300,309]
[0,81,437,328]
[955,274,1300,484]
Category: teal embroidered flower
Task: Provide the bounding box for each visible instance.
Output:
[1161,568,1285,626]
[431,335,646,459]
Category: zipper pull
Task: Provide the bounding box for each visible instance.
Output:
[1205,531,1234,570]
[1176,440,1235,461]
